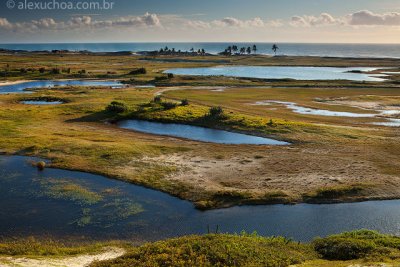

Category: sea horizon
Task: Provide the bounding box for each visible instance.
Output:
[2,42,400,58]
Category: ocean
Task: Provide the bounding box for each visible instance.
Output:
[0,43,400,58]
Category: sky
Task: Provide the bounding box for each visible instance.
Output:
[0,0,400,43]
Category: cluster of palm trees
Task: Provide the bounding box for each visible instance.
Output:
[157,46,206,55]
[220,44,279,56]
[221,45,258,56]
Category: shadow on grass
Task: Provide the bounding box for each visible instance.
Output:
[66,110,116,123]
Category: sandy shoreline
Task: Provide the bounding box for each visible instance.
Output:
[0,247,125,267]
[0,80,32,86]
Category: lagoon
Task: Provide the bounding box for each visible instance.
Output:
[117,120,289,145]
[1,155,400,242]
[0,80,123,94]
[165,66,386,82]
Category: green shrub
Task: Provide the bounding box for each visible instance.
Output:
[313,230,400,260]
[153,95,162,103]
[314,237,375,260]
[36,161,46,171]
[51,68,61,74]
[181,99,189,106]
[207,106,225,119]
[306,185,365,200]
[267,119,276,127]
[129,68,147,75]
[106,101,128,113]
[167,73,174,79]
[91,234,316,267]
[160,101,177,110]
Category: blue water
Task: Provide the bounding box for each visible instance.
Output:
[166,66,385,82]
[21,101,63,105]
[1,155,400,242]
[0,80,123,94]
[117,120,289,145]
[1,43,400,58]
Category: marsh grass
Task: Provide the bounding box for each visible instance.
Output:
[1,53,399,209]
[313,230,400,261]
[0,237,119,257]
[91,233,317,267]
[40,179,103,205]
[303,185,368,202]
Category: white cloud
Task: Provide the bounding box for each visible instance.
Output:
[0,18,12,29]
[348,10,400,26]
[291,10,400,27]
[0,13,161,33]
[290,13,342,27]
[212,17,266,28]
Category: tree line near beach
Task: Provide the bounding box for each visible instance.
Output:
[220,44,279,56]
[147,44,280,56]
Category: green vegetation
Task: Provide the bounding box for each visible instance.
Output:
[303,185,369,203]
[91,233,317,267]
[0,237,118,256]
[0,53,399,209]
[40,179,103,205]
[313,230,400,261]
[1,231,398,266]
[129,68,147,75]
[89,231,400,267]
[106,101,129,113]
[36,161,46,171]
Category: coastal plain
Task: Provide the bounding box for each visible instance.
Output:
[1,51,400,266]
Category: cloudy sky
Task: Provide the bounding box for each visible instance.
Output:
[1,0,400,43]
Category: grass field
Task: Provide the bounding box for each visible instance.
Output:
[0,52,399,209]
[1,51,400,265]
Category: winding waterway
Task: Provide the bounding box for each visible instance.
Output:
[1,155,400,242]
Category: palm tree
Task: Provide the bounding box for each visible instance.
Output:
[232,45,238,54]
[228,46,233,54]
[240,47,246,54]
[246,47,252,55]
[272,44,279,55]
[252,45,257,54]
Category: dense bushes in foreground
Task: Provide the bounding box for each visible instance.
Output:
[91,230,400,267]
[91,234,316,267]
[313,230,400,260]
[1,231,399,266]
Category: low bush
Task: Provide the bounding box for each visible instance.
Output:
[36,161,46,171]
[152,95,162,103]
[106,101,128,113]
[181,99,189,106]
[91,234,316,267]
[51,68,61,74]
[313,230,400,260]
[207,106,225,120]
[314,236,375,260]
[129,68,147,75]
[160,101,178,110]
